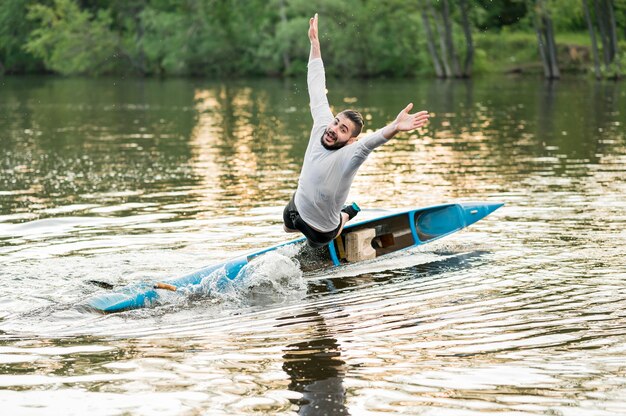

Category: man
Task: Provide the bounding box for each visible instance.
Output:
[283,13,430,248]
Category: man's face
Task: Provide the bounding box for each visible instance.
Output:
[321,114,357,150]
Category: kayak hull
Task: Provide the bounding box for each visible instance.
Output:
[84,202,503,313]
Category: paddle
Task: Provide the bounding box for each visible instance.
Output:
[86,280,176,291]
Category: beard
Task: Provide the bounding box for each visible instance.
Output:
[320,129,346,150]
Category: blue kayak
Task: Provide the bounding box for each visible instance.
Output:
[84,202,503,313]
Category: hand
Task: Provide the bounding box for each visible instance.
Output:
[393,103,429,132]
[382,103,429,140]
[308,13,321,60]
[309,13,319,44]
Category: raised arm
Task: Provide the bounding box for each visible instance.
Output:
[309,13,321,61]
[307,13,332,122]
[381,103,430,140]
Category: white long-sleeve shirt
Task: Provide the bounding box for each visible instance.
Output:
[294,58,388,232]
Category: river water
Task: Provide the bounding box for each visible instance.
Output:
[1,74,625,415]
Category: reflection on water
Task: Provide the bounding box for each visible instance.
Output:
[279,311,349,415]
[1,74,625,415]
[2,76,623,217]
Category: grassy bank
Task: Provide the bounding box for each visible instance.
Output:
[473,30,625,76]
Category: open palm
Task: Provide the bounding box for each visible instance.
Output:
[395,103,430,132]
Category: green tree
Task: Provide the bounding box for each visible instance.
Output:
[25,0,120,75]
[588,0,621,78]
[0,0,42,74]
[139,0,275,76]
[316,0,425,77]
[615,0,626,37]
[476,0,528,30]
[139,3,190,75]
[549,0,585,31]
[189,0,274,76]
[421,0,476,78]
[4,0,623,77]
[528,0,561,78]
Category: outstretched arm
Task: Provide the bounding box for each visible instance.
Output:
[381,103,430,139]
[307,13,331,122]
[309,13,321,61]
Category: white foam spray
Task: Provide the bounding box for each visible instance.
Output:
[174,243,306,309]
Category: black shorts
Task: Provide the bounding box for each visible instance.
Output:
[283,195,342,248]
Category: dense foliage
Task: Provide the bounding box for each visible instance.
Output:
[0,0,624,77]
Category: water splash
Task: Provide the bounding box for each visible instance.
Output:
[173,244,306,309]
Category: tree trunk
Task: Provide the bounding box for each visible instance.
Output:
[421,8,444,78]
[427,2,452,78]
[602,0,616,60]
[593,0,611,66]
[441,0,461,77]
[535,29,552,78]
[459,0,474,77]
[530,0,559,79]
[544,14,560,78]
[582,0,602,79]
[530,0,552,78]
[605,0,621,76]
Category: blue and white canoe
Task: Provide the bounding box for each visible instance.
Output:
[84,202,503,313]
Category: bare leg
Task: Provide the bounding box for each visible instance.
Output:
[336,212,350,236]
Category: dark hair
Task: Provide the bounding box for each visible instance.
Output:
[339,109,364,137]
